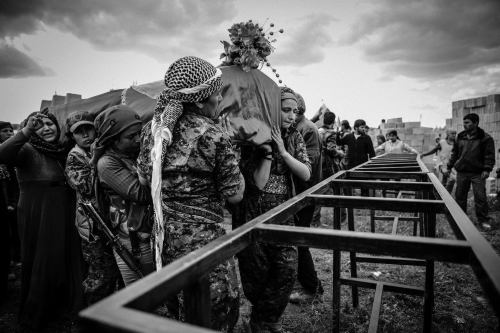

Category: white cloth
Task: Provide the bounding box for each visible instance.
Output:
[437,139,453,168]
[375,140,418,154]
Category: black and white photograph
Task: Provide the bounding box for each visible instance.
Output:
[0,0,499,332]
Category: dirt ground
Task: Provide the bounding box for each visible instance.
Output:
[1,196,499,332]
[273,203,499,333]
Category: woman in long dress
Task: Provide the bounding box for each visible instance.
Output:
[0,110,83,329]
[236,87,311,333]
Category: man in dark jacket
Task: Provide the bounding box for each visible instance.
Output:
[446,113,495,227]
[337,119,375,170]
[289,93,323,303]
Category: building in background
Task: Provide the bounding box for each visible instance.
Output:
[446,94,500,176]
[367,117,446,172]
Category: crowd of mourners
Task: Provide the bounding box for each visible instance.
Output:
[0,56,496,333]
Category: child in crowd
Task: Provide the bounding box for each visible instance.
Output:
[65,111,119,305]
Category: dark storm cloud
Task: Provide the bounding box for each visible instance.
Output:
[272,14,336,66]
[0,0,237,60]
[343,0,500,79]
[0,42,51,78]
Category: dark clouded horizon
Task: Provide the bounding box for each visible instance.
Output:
[0,0,238,77]
[343,0,500,80]
[0,42,52,78]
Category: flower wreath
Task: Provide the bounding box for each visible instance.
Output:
[220,20,283,79]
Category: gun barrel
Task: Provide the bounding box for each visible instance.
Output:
[78,201,144,278]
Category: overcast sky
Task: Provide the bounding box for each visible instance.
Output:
[1,0,499,127]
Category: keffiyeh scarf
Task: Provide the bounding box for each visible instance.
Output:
[150,56,222,270]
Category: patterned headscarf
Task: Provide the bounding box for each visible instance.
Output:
[91,105,142,166]
[150,56,222,270]
[295,93,306,114]
[280,86,297,103]
[0,121,13,132]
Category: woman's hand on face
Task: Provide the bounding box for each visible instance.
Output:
[271,126,285,155]
[23,113,44,136]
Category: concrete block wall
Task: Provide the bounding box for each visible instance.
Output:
[368,119,445,156]
[40,100,51,111]
[51,94,66,107]
[65,93,82,104]
[39,92,83,112]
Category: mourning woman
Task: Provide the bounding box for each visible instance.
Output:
[0,110,83,329]
[236,87,311,332]
[92,105,154,286]
[65,111,118,304]
[138,56,245,331]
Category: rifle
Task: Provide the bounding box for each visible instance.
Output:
[78,201,144,278]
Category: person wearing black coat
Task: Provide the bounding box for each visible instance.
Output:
[446,113,495,227]
[337,119,375,170]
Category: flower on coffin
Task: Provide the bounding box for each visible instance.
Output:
[221,20,283,73]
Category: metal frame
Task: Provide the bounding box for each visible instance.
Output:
[80,153,500,332]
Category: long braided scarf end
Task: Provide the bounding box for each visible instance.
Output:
[151,102,182,271]
[149,57,222,272]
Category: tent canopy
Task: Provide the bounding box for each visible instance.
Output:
[49,66,281,145]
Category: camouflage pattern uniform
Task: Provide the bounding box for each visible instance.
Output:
[65,145,119,305]
[138,112,242,332]
[235,128,311,326]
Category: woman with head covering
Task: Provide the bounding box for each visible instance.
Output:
[236,86,311,333]
[0,121,14,143]
[65,111,119,305]
[0,121,16,302]
[288,92,324,303]
[92,105,154,286]
[0,110,83,329]
[137,56,245,331]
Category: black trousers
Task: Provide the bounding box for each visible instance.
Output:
[295,204,322,293]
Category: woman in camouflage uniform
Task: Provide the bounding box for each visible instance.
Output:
[138,56,245,332]
[236,87,311,333]
[65,111,118,305]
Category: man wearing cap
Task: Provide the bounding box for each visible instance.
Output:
[446,113,495,229]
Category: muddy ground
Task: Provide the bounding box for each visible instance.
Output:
[1,196,499,332]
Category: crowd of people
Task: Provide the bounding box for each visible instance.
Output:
[0,55,496,333]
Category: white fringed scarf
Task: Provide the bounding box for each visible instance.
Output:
[150,56,222,271]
